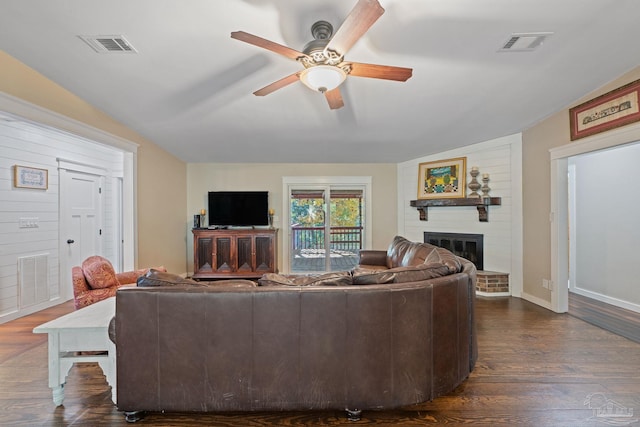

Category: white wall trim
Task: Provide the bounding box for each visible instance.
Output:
[550,157,569,313]
[510,134,524,297]
[0,91,139,153]
[477,291,511,298]
[57,158,108,175]
[550,121,640,160]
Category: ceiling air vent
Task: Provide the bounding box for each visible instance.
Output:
[78,35,137,53]
[498,32,553,52]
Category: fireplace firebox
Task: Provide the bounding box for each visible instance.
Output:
[424,232,483,271]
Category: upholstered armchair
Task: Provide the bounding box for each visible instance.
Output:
[72,255,165,309]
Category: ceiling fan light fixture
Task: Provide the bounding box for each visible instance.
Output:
[299,65,347,93]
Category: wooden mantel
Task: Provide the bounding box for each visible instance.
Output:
[410,197,502,222]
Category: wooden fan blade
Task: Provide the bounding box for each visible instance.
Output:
[231,31,308,61]
[324,87,345,110]
[347,62,413,81]
[324,0,384,57]
[253,72,300,96]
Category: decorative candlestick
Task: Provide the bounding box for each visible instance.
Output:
[200,209,206,228]
[468,166,481,198]
[481,174,491,199]
[268,208,275,229]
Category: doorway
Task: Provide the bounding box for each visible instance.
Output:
[282,177,372,274]
[567,143,640,312]
[550,124,640,313]
[289,188,364,273]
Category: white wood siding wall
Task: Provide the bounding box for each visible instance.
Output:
[397,133,523,295]
[0,115,122,320]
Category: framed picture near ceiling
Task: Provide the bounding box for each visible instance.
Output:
[417,157,466,199]
[13,165,48,190]
[569,78,640,141]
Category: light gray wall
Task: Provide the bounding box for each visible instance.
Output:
[570,141,640,311]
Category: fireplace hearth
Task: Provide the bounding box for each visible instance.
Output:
[424,232,483,271]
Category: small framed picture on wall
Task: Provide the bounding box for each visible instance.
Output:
[14,165,48,190]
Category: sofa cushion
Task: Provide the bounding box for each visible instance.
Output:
[351,268,396,285]
[137,269,205,287]
[387,263,452,283]
[385,236,462,273]
[82,256,118,289]
[259,271,353,287]
[424,247,463,273]
[206,279,258,288]
[386,236,414,268]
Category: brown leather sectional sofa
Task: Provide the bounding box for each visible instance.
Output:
[114,236,477,421]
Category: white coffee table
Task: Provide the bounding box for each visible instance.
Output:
[33,297,116,406]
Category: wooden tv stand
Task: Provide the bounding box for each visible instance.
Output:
[192,228,278,280]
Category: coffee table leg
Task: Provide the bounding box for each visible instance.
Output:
[52,384,65,406]
[47,333,71,406]
[96,339,117,404]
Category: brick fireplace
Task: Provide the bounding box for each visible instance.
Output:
[424,232,509,294]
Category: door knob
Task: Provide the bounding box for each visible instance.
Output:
[67,239,75,244]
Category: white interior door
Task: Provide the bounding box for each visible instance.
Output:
[60,169,103,300]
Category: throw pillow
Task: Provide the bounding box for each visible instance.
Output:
[137,269,205,287]
[351,267,396,285]
[424,247,463,273]
[259,271,353,287]
[82,256,118,290]
[387,263,452,283]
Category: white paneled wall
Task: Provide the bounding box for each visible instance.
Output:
[0,115,123,320]
[397,133,523,296]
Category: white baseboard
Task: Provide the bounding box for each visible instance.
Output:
[476,291,511,297]
[521,292,553,311]
[0,296,67,325]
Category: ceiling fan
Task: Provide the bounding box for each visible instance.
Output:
[231,0,413,110]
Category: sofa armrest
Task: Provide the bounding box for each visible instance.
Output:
[72,266,90,297]
[358,250,388,268]
[116,266,167,285]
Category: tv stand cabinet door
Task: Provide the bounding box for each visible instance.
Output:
[255,233,276,273]
[193,235,213,274]
[212,234,236,273]
[236,235,253,273]
[192,228,278,279]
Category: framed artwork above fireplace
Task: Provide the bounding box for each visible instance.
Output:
[417,157,466,199]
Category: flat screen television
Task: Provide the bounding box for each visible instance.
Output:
[208,191,269,227]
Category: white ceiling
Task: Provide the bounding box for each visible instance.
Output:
[1,0,640,163]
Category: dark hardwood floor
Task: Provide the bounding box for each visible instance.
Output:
[1,296,640,426]
[569,291,640,344]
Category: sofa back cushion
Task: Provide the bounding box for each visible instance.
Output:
[388,263,452,283]
[351,268,396,285]
[387,236,462,273]
[82,256,118,289]
[259,271,353,287]
[424,246,463,273]
[137,269,206,287]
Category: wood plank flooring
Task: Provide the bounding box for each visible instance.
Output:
[569,292,640,344]
[1,296,640,426]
